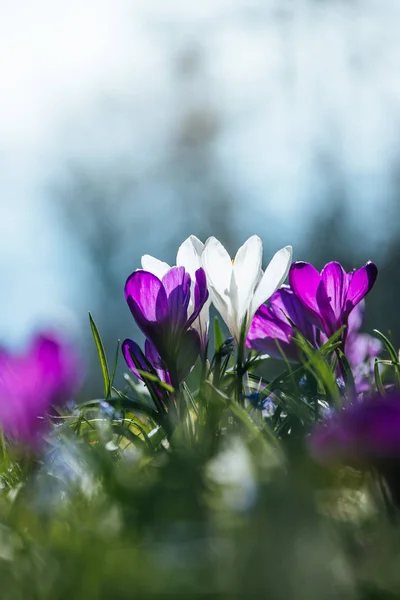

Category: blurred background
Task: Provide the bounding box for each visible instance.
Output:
[1,0,399,392]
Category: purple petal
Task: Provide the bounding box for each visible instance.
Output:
[187,267,209,327]
[347,302,365,337]
[310,394,400,463]
[345,262,378,314]
[125,271,168,341]
[162,266,191,329]
[315,280,338,336]
[0,333,80,448]
[122,338,147,380]
[144,339,171,385]
[346,332,382,368]
[31,333,81,399]
[289,262,321,314]
[270,288,318,345]
[321,262,349,321]
[247,302,296,359]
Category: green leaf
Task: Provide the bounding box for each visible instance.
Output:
[111,424,148,450]
[336,349,355,395]
[292,329,340,406]
[214,316,224,352]
[110,339,120,390]
[136,370,174,393]
[318,326,346,354]
[373,329,398,364]
[373,329,400,387]
[374,358,386,396]
[89,312,111,399]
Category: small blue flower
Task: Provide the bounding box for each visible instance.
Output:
[99,401,115,419]
[244,391,263,409]
[219,337,235,357]
[261,398,276,418]
[244,392,276,417]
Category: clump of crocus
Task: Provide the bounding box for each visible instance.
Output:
[310,393,400,508]
[123,264,208,388]
[289,260,378,340]
[201,235,292,342]
[0,332,80,448]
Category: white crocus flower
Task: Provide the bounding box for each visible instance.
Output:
[202,236,293,342]
[141,235,211,350]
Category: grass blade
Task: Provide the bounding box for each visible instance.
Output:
[89,312,111,399]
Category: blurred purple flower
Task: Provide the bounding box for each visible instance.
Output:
[0,332,80,448]
[310,393,400,506]
[345,303,382,393]
[124,265,208,386]
[289,261,378,338]
[246,287,320,361]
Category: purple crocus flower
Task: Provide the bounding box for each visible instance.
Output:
[310,393,400,507]
[246,287,320,361]
[0,332,80,448]
[124,266,208,386]
[289,261,378,339]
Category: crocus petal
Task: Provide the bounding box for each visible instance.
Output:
[310,394,400,463]
[347,301,365,336]
[201,237,233,332]
[141,255,171,279]
[249,245,293,322]
[270,287,318,345]
[227,274,241,341]
[187,267,209,327]
[193,303,211,353]
[345,262,378,315]
[346,332,382,369]
[289,261,321,315]
[162,266,191,328]
[202,236,233,296]
[321,262,349,321]
[289,261,335,332]
[0,333,80,448]
[176,235,204,278]
[144,339,171,384]
[30,333,81,408]
[233,235,262,326]
[315,281,338,335]
[247,303,295,359]
[122,338,147,380]
[125,270,168,325]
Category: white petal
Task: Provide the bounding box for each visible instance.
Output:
[191,300,211,348]
[208,282,231,336]
[176,235,204,277]
[233,235,262,326]
[141,255,171,278]
[201,236,232,296]
[249,245,293,321]
[227,272,241,341]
